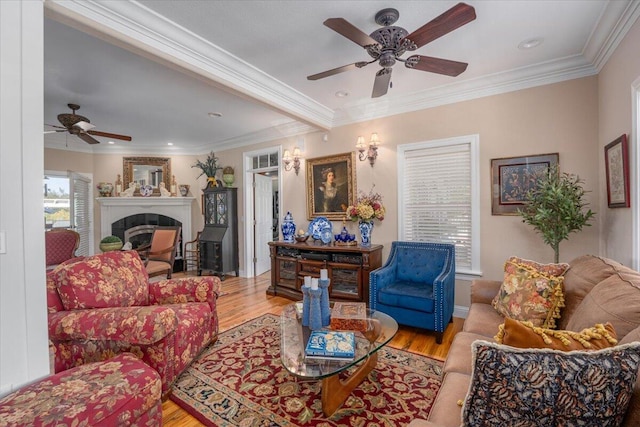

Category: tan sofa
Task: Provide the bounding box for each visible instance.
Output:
[410,255,640,427]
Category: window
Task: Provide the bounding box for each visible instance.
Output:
[44,171,93,256]
[397,135,481,277]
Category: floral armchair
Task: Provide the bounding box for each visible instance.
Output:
[46,250,221,395]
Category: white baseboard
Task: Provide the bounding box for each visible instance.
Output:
[453,305,469,319]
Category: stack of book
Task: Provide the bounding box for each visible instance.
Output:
[304,330,356,361]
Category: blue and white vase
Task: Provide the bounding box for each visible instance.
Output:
[281,211,296,243]
[358,220,374,247]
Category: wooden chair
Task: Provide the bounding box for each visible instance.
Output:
[45,228,80,270]
[183,231,201,275]
[136,226,181,279]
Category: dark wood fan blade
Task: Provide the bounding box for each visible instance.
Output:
[372,68,392,98]
[77,133,100,145]
[324,18,379,47]
[308,62,369,80]
[87,130,132,141]
[406,55,468,76]
[45,124,67,130]
[404,3,476,49]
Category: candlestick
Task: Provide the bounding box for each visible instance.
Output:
[320,269,328,280]
[308,288,323,330]
[319,279,331,327]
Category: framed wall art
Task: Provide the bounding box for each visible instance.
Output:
[605,134,630,208]
[306,152,356,220]
[491,153,559,215]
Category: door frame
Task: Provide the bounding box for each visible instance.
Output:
[243,147,283,278]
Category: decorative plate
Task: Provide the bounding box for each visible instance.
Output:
[308,217,333,240]
[139,184,154,197]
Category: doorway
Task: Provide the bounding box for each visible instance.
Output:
[243,148,282,278]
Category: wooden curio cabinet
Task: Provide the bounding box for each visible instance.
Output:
[267,241,383,304]
[199,186,239,279]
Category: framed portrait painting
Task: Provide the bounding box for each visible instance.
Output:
[306,152,356,220]
[491,153,559,215]
[605,134,630,208]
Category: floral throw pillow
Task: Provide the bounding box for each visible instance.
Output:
[462,341,640,427]
[492,257,569,329]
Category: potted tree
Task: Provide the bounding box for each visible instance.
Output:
[192,151,223,190]
[518,166,595,263]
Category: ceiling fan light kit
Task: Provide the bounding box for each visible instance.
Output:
[46,103,132,145]
[308,2,476,98]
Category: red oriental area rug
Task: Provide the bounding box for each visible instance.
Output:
[171,314,443,426]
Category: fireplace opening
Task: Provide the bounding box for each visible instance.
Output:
[112,214,183,272]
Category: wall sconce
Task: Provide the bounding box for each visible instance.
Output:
[283,146,301,175]
[356,133,380,166]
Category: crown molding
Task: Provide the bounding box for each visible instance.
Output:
[44,120,316,156]
[583,0,640,72]
[43,0,639,151]
[333,55,598,126]
[44,0,333,130]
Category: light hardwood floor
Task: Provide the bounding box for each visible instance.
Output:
[161,272,464,426]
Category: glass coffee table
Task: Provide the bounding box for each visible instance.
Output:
[280,302,398,416]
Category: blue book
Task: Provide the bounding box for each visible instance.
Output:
[305,330,355,360]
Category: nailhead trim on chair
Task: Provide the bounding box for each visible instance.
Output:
[370,241,455,335]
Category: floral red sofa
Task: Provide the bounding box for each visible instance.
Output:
[47,250,221,395]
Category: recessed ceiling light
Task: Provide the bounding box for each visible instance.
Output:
[208,112,222,118]
[108,141,115,144]
[168,142,174,146]
[335,90,349,98]
[518,38,543,50]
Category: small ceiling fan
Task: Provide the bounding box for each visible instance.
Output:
[308,2,476,98]
[45,103,132,145]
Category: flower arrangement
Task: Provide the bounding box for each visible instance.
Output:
[192,151,222,179]
[346,187,385,222]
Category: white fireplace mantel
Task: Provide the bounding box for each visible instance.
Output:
[96,197,196,244]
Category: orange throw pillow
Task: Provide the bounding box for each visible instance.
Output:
[495,317,618,351]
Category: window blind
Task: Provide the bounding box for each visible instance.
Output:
[70,172,91,256]
[399,140,476,273]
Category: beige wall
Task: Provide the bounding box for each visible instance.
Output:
[216,77,601,307]
[44,76,603,309]
[598,17,640,266]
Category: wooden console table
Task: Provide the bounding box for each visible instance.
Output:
[267,241,383,304]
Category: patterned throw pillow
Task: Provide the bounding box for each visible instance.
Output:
[462,341,640,427]
[53,250,149,310]
[492,257,569,328]
[495,317,618,351]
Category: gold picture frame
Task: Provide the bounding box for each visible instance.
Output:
[123,156,171,196]
[306,152,356,220]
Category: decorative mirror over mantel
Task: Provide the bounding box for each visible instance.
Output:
[123,157,171,196]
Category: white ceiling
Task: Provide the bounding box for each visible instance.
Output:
[43,0,640,155]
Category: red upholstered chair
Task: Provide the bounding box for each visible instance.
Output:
[136,226,181,279]
[45,229,80,270]
[46,250,221,395]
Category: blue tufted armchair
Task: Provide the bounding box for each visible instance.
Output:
[369,241,455,344]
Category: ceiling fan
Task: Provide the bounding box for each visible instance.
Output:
[308,2,476,98]
[45,103,132,145]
